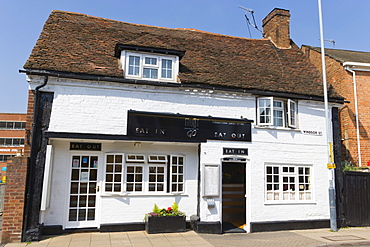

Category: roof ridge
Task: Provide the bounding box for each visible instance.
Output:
[51,10,267,42]
[303,45,370,54]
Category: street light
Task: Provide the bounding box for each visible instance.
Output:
[317,0,338,232]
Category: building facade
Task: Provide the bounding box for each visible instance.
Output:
[0,113,26,183]
[2,8,344,243]
[302,46,370,167]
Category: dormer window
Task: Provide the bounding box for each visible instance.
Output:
[121,51,179,82]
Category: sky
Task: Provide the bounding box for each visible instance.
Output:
[1,0,369,113]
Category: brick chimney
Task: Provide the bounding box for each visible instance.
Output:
[262,8,291,49]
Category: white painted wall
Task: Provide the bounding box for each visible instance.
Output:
[41,139,198,227]
[33,76,333,230]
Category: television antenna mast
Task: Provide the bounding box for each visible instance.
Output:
[238,5,262,38]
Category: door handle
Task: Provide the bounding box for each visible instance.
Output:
[96,186,100,192]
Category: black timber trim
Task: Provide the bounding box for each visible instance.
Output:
[23,92,54,242]
[128,110,253,123]
[20,69,345,104]
[100,223,145,232]
[114,44,185,58]
[193,221,222,234]
[45,131,203,143]
[250,219,330,232]
[332,107,345,227]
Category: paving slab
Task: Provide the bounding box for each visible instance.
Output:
[3,227,370,247]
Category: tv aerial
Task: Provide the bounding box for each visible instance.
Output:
[238,5,263,38]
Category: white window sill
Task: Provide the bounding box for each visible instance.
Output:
[264,200,316,205]
[254,125,301,132]
[100,192,187,197]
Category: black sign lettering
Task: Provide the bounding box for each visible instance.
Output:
[70,143,102,151]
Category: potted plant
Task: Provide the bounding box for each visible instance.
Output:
[145,202,186,234]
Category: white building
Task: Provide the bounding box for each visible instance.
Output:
[16,8,344,240]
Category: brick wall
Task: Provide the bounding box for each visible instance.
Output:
[303,47,370,166]
[1,157,28,243]
[262,8,291,49]
[1,90,34,243]
[24,90,35,157]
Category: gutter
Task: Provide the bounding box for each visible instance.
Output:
[344,67,362,167]
[19,69,345,104]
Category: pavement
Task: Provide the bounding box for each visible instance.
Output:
[3,227,370,247]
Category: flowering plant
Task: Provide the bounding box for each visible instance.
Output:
[145,202,185,219]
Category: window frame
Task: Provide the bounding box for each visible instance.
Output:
[265,163,313,203]
[102,153,185,195]
[257,97,273,126]
[0,121,26,130]
[122,51,179,82]
[257,97,298,129]
[288,99,297,128]
[0,138,25,147]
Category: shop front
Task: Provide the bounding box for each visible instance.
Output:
[40,111,252,233]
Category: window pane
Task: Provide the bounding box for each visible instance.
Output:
[107,155,114,163]
[273,110,284,127]
[87,209,95,221]
[14,122,23,129]
[145,57,157,65]
[143,68,158,79]
[128,56,140,75]
[162,59,173,78]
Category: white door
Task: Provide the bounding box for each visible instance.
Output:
[66,154,100,228]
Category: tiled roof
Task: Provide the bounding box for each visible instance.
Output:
[304,46,370,64]
[24,10,342,100]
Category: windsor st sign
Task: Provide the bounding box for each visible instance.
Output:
[127,111,252,142]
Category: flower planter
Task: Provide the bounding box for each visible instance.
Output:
[145,215,186,234]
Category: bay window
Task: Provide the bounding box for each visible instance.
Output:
[257,97,297,128]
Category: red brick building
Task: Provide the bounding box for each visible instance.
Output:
[0,113,26,182]
[302,46,370,167]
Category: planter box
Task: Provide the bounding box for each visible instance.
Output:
[145,216,186,234]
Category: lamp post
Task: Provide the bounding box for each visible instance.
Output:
[317,0,338,232]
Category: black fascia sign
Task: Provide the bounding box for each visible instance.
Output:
[127,111,252,142]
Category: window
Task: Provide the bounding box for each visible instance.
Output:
[0,121,25,130]
[257,97,297,128]
[266,164,312,202]
[170,155,184,192]
[103,153,184,194]
[123,51,178,82]
[0,138,24,146]
[0,155,14,162]
[105,154,123,193]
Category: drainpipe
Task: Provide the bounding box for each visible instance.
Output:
[344,67,362,167]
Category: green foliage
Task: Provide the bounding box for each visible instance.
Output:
[152,204,160,214]
[145,202,185,220]
[342,160,359,172]
[172,201,179,213]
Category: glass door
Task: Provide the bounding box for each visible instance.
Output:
[66,154,99,228]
